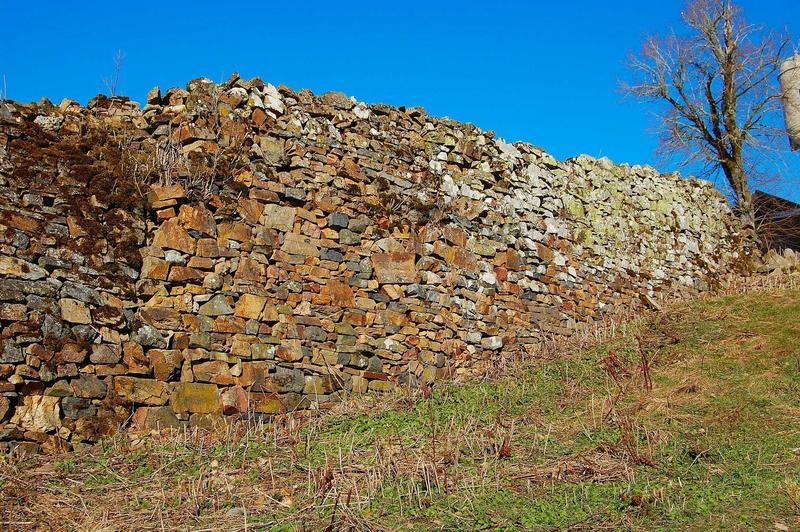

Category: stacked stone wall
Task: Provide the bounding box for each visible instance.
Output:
[0,75,752,451]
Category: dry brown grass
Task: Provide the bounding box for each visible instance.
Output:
[2,273,799,530]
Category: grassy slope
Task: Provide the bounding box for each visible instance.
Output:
[1,288,799,530]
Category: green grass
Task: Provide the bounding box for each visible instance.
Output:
[2,288,799,530]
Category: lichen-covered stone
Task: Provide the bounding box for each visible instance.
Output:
[199,295,234,316]
[132,406,181,431]
[171,382,222,414]
[249,392,284,414]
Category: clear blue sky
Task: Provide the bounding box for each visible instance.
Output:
[1,0,798,201]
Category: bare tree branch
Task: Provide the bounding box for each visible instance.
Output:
[103,49,125,97]
[622,0,792,224]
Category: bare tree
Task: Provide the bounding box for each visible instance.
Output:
[622,0,791,224]
[103,49,125,97]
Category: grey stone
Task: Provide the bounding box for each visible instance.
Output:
[480,336,503,351]
[0,339,23,363]
[366,356,383,372]
[321,249,344,263]
[60,281,101,305]
[62,397,97,419]
[134,406,180,430]
[12,231,30,249]
[339,229,360,245]
[71,324,98,343]
[348,216,371,234]
[303,326,327,342]
[164,250,185,264]
[284,188,306,202]
[189,332,212,349]
[270,367,305,393]
[283,280,303,293]
[132,324,168,349]
[327,212,350,229]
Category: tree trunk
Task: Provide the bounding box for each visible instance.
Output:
[722,159,754,226]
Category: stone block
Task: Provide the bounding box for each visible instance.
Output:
[234,293,267,319]
[132,406,181,431]
[114,377,169,405]
[281,232,320,257]
[199,295,234,316]
[11,395,61,433]
[152,219,196,254]
[171,382,222,414]
[372,252,416,284]
[222,385,248,415]
[59,298,92,324]
[71,374,107,398]
[261,204,296,232]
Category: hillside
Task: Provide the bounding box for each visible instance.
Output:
[2,281,798,530]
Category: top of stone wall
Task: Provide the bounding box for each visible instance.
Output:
[0,72,724,199]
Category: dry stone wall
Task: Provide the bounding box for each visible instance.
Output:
[0,75,753,451]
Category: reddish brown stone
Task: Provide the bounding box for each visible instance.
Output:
[179,203,217,236]
[123,342,150,374]
[168,266,204,282]
[156,207,176,220]
[193,360,235,385]
[234,294,267,319]
[238,198,264,225]
[343,311,368,326]
[148,350,182,381]
[6,213,41,233]
[141,307,182,329]
[327,279,355,307]
[58,343,87,364]
[152,219,196,254]
[214,316,246,333]
[234,256,263,282]
[251,107,268,127]
[537,243,554,262]
[276,340,304,362]
[114,377,169,405]
[218,222,251,243]
[150,184,186,202]
[141,256,169,280]
[222,385,248,415]
[443,225,467,247]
